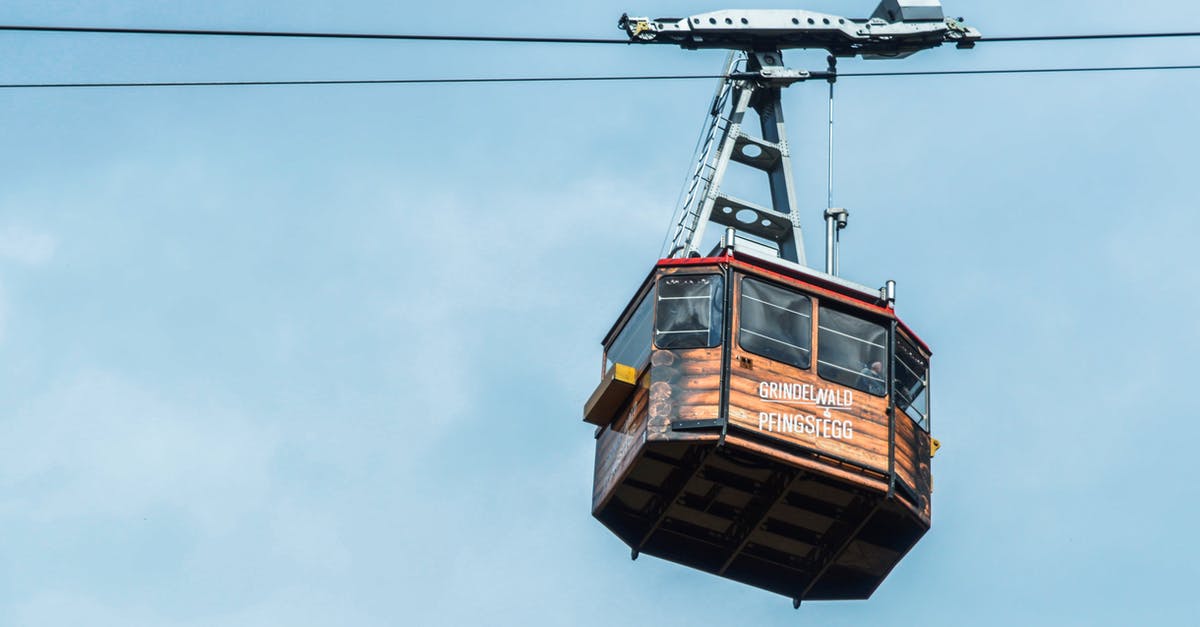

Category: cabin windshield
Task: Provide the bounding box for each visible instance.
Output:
[606,289,654,372]
[738,277,812,369]
[654,274,724,349]
[894,336,930,431]
[817,306,888,397]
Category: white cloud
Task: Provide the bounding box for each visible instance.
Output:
[0,225,57,267]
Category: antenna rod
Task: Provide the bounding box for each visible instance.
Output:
[823,55,845,275]
[827,55,835,213]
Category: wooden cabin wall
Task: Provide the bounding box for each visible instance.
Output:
[601,263,932,520]
[894,414,932,522]
[647,347,723,441]
[725,273,891,477]
[592,378,650,513]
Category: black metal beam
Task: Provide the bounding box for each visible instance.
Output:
[642,449,683,467]
[623,477,666,496]
[635,445,713,553]
[676,492,743,522]
[718,467,799,575]
[783,491,847,520]
[699,465,764,495]
[799,496,882,599]
[655,517,812,579]
[759,517,824,547]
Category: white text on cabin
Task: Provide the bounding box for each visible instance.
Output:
[758,381,853,408]
[759,412,854,440]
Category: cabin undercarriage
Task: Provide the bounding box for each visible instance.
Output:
[594,435,928,601]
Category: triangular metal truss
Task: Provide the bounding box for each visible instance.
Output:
[664,51,808,265]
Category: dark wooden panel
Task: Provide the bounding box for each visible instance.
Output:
[892,412,931,521]
[723,434,889,495]
[592,381,649,512]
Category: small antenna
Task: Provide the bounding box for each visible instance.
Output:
[823,54,848,276]
[826,54,836,214]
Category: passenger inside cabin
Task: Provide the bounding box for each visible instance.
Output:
[859,361,885,395]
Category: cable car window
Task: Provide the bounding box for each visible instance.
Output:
[606,290,654,371]
[654,274,723,349]
[894,336,930,431]
[817,306,887,396]
[738,277,811,369]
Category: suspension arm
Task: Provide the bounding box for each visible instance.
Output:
[619,1,980,58]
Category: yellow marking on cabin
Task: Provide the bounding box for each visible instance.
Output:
[614,363,637,385]
[931,438,941,457]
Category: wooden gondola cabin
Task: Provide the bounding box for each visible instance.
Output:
[584,245,934,604]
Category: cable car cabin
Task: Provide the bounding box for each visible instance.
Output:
[584,246,934,605]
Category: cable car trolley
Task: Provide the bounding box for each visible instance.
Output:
[584,1,974,607]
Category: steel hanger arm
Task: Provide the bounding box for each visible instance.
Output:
[619,1,980,58]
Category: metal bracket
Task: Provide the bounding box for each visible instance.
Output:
[662,50,807,264]
[671,419,725,431]
[619,1,981,58]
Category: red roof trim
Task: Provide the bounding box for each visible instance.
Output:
[655,255,733,268]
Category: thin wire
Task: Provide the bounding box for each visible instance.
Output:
[0,24,631,44]
[839,64,1200,77]
[5,23,1200,45]
[981,32,1200,43]
[2,64,1199,90]
[0,75,724,89]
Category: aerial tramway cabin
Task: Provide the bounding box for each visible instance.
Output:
[585,0,969,606]
[584,244,934,605]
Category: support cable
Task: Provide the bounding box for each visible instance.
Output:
[2,64,1199,90]
[982,31,1200,43]
[838,64,1200,77]
[0,24,632,44]
[0,74,725,89]
[3,23,1200,45]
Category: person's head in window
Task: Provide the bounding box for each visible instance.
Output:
[859,361,885,396]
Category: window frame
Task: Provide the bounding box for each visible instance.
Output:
[603,284,656,374]
[652,272,725,350]
[815,303,890,398]
[735,275,814,371]
[894,332,932,432]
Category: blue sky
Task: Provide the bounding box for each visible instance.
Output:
[1,1,1198,625]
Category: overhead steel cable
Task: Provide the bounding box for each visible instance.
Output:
[0,74,724,89]
[4,23,1200,45]
[0,24,632,44]
[836,63,1200,77]
[981,31,1200,43]
[2,64,1200,90]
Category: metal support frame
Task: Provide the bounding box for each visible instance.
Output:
[666,51,807,264]
[886,319,898,497]
[798,495,883,600]
[632,1,980,276]
[634,445,714,555]
[717,466,800,574]
[718,262,734,443]
[823,207,849,275]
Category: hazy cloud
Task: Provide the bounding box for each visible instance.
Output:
[0,225,57,267]
[0,370,278,532]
